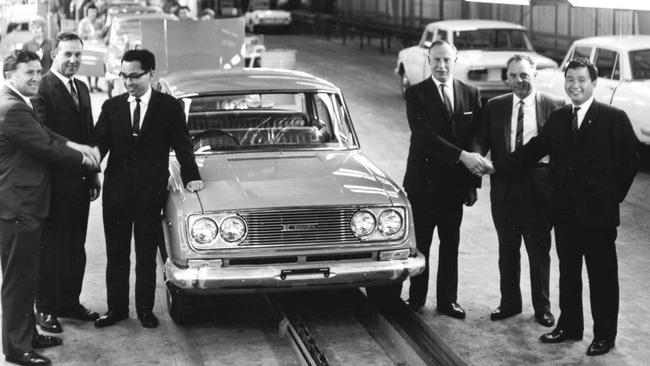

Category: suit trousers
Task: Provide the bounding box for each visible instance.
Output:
[103,202,163,316]
[554,219,619,341]
[36,182,90,313]
[0,219,42,356]
[491,179,551,314]
[407,192,463,306]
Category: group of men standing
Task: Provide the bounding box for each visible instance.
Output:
[0,32,203,365]
[402,40,638,357]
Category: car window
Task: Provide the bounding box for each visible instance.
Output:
[420,30,435,47]
[452,29,533,51]
[629,49,650,80]
[436,30,447,42]
[572,46,592,59]
[594,48,620,80]
[183,92,356,152]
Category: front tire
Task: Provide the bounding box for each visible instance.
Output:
[167,285,195,325]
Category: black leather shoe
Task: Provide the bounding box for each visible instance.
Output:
[32,334,62,349]
[407,299,425,311]
[58,304,99,321]
[540,329,583,343]
[586,338,615,356]
[437,302,466,319]
[535,312,555,327]
[490,306,522,321]
[94,311,128,328]
[137,311,159,328]
[5,351,51,365]
[35,312,62,333]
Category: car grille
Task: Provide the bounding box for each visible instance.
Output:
[241,207,361,246]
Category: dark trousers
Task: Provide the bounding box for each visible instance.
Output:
[491,182,551,314]
[554,220,619,341]
[103,203,162,316]
[36,184,90,314]
[0,219,42,356]
[407,192,463,306]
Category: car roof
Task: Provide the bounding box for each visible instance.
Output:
[159,68,340,97]
[113,12,175,21]
[572,35,650,51]
[426,19,525,31]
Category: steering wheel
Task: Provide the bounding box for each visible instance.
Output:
[192,129,240,152]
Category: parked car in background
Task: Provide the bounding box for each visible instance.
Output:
[395,19,557,102]
[536,35,650,151]
[157,68,425,324]
[244,0,291,33]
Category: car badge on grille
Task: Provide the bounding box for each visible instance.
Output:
[281,223,318,232]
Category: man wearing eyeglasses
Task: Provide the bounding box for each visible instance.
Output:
[93,49,204,329]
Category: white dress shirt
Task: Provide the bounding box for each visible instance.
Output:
[510,92,537,152]
[128,87,152,129]
[572,96,594,129]
[431,76,454,112]
[51,69,78,96]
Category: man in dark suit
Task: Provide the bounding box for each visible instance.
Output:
[93,49,204,329]
[31,32,100,334]
[491,58,638,356]
[402,40,487,318]
[473,54,564,327]
[0,50,99,366]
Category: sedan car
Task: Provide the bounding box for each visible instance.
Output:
[157,68,425,323]
[536,35,650,148]
[395,19,557,101]
[244,0,291,33]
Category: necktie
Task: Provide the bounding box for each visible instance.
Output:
[132,97,141,136]
[571,106,581,139]
[440,84,453,118]
[69,79,79,109]
[515,100,524,150]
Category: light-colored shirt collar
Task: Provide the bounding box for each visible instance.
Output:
[572,96,594,113]
[4,82,33,107]
[128,86,152,105]
[431,76,453,90]
[51,69,76,86]
[513,90,536,106]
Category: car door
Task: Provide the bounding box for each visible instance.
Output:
[592,47,621,105]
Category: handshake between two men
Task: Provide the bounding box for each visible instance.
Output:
[66,140,101,172]
[460,151,495,177]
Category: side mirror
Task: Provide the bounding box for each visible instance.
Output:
[423,40,432,49]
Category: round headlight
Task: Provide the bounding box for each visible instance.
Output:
[378,209,403,236]
[220,216,247,242]
[190,218,218,245]
[350,210,376,238]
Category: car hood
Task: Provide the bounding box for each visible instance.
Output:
[457,50,558,69]
[190,150,401,212]
[251,9,290,18]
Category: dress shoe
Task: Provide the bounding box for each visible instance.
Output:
[137,311,159,328]
[540,328,583,343]
[407,299,425,311]
[5,351,51,365]
[32,334,62,349]
[35,312,62,333]
[437,302,466,319]
[490,306,522,321]
[94,311,128,328]
[586,338,615,356]
[535,312,555,327]
[58,304,99,321]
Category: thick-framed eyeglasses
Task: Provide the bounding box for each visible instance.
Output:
[119,70,149,81]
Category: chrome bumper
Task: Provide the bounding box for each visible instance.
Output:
[164,253,425,293]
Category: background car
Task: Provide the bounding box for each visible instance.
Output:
[395,19,557,102]
[157,68,425,324]
[244,0,291,33]
[536,35,650,153]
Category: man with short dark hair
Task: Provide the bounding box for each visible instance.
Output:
[0,49,99,366]
[93,49,204,329]
[32,31,100,335]
[491,58,638,356]
[473,54,564,327]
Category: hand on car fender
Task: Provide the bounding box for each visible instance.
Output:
[186,180,205,192]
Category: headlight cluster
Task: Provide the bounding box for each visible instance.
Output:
[350,207,405,241]
[188,214,247,249]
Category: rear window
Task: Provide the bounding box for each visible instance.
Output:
[629,49,650,80]
[453,29,533,51]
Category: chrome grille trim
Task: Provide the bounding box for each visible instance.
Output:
[240,207,361,246]
[227,153,317,162]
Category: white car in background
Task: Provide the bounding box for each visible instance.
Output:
[536,35,650,149]
[244,0,291,33]
[395,19,557,102]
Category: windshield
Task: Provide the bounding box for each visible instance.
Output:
[453,29,533,51]
[183,92,356,153]
[629,49,650,80]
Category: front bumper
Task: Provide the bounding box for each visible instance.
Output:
[164,252,425,294]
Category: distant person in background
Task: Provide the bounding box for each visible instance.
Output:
[199,8,215,20]
[22,17,53,74]
[163,0,180,15]
[77,4,103,92]
[177,6,196,20]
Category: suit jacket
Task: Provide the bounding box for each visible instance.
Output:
[32,72,95,197]
[0,86,82,221]
[403,77,482,197]
[496,101,638,228]
[474,91,565,203]
[93,89,200,210]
